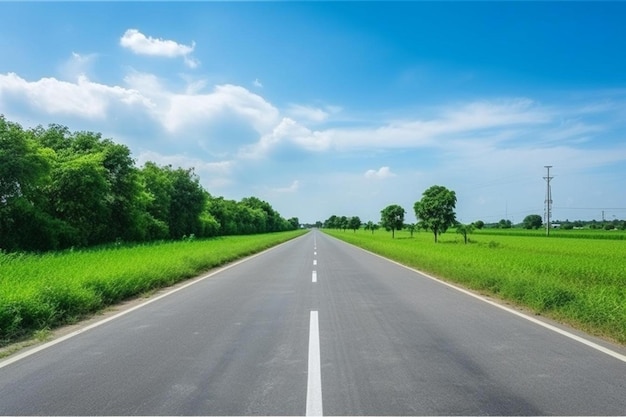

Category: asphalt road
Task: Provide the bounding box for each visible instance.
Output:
[1,230,625,415]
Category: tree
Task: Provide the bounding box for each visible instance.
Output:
[380,204,405,238]
[348,216,361,232]
[456,223,474,244]
[473,220,485,230]
[168,167,206,239]
[364,221,379,234]
[522,214,543,230]
[414,185,457,243]
[339,216,349,231]
[0,116,57,250]
[498,219,512,229]
[406,223,417,238]
[288,217,300,230]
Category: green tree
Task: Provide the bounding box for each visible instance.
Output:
[498,219,512,229]
[241,197,281,232]
[456,223,474,244]
[473,220,485,230]
[380,204,405,238]
[364,220,377,234]
[139,162,173,239]
[48,152,111,246]
[414,185,457,243]
[522,214,543,230]
[168,167,206,239]
[406,223,417,238]
[288,217,300,230]
[339,216,349,231]
[349,216,362,232]
[0,116,57,250]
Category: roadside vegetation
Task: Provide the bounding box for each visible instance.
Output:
[0,230,305,347]
[324,227,626,345]
[0,115,299,253]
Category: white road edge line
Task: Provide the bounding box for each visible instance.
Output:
[325,234,626,364]
[0,235,305,369]
[312,271,317,283]
[306,311,323,417]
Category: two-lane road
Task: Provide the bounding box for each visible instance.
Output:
[1,230,625,415]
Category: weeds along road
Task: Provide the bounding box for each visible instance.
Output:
[1,230,626,415]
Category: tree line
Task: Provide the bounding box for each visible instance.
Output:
[0,115,298,252]
[323,185,459,242]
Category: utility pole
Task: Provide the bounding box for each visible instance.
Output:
[544,166,553,236]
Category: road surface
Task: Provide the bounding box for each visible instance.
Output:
[1,230,625,415]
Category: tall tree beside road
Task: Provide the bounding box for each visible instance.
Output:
[414,185,457,243]
[380,204,405,238]
[349,216,362,232]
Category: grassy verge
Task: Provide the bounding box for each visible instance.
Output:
[0,230,306,346]
[324,229,626,344]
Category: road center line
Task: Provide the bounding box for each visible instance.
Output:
[312,271,317,283]
[306,311,323,416]
[313,259,317,266]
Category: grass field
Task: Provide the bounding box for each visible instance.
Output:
[0,230,306,346]
[324,228,626,344]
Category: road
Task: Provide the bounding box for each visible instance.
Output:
[1,230,625,415]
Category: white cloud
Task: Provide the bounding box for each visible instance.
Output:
[120,29,199,68]
[239,98,553,158]
[59,52,98,81]
[287,104,329,123]
[136,150,235,190]
[0,72,153,119]
[364,166,396,180]
[239,117,330,158]
[160,84,280,135]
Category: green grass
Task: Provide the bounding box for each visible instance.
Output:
[0,230,306,346]
[325,228,626,344]
[475,228,626,240]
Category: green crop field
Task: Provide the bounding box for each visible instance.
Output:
[0,230,306,346]
[324,228,626,344]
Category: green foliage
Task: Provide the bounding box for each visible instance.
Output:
[325,229,626,344]
[455,223,474,244]
[0,115,298,252]
[498,219,513,229]
[523,214,543,230]
[380,204,405,238]
[414,185,457,242]
[348,216,361,232]
[364,221,378,234]
[0,230,305,344]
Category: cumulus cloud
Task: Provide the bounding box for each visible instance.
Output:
[364,166,396,180]
[120,29,199,68]
[159,84,280,134]
[0,72,153,119]
[239,117,330,159]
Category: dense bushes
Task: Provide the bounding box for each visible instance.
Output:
[0,115,298,252]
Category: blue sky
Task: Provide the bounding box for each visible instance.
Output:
[1,2,625,225]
